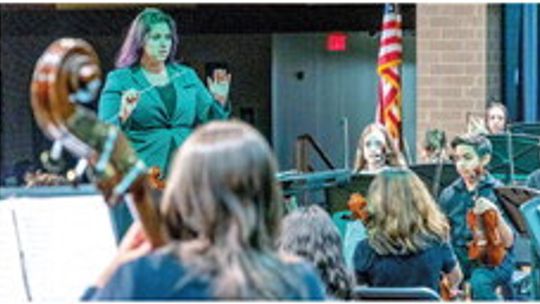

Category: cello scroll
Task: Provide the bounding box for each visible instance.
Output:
[30,38,167,248]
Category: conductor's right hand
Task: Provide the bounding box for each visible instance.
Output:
[119,89,140,123]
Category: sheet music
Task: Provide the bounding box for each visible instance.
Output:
[0,195,117,301]
[0,202,28,301]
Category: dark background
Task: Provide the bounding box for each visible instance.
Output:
[0,4,415,185]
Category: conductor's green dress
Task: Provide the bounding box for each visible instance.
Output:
[98,63,230,175]
[97,63,230,242]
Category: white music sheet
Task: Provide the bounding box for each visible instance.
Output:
[0,195,117,302]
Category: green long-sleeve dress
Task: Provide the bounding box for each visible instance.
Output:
[98,63,230,176]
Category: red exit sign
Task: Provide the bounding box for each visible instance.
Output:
[326,32,348,52]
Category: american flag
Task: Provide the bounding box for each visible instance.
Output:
[376,3,403,149]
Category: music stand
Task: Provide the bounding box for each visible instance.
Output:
[278,169,351,208]
[325,173,375,214]
[495,186,540,235]
[410,163,459,198]
[487,134,540,184]
[510,122,540,137]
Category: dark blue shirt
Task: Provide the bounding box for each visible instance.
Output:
[81,250,326,301]
[438,173,513,248]
[353,239,457,292]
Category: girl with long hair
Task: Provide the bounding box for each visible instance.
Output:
[353,168,462,294]
[82,120,325,300]
[353,123,406,173]
[98,8,231,241]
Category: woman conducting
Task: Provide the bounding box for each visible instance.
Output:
[98,8,231,241]
[98,7,231,176]
[82,121,325,300]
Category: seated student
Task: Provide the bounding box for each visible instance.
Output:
[420,128,449,163]
[438,133,515,300]
[353,123,406,174]
[485,101,508,135]
[343,123,407,267]
[278,205,355,300]
[82,120,326,300]
[353,168,462,295]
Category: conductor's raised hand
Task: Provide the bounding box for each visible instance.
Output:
[207,68,231,106]
[119,89,140,122]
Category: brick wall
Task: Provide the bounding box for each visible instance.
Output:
[416,4,488,155]
[487,4,502,102]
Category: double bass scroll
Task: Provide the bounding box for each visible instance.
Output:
[30,38,167,248]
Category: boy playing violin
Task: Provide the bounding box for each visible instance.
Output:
[438,133,515,300]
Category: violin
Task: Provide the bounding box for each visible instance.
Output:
[30,38,167,248]
[347,192,369,222]
[466,201,506,266]
[148,167,166,190]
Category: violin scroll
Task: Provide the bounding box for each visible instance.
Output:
[30,38,167,248]
[347,193,369,222]
[148,166,166,190]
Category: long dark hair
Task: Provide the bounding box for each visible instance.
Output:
[161,120,309,299]
[115,8,179,68]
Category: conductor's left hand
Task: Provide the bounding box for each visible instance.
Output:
[207,68,231,106]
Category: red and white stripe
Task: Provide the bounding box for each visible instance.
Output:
[376,4,403,149]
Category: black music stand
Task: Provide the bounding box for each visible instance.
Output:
[495,186,540,235]
[510,122,540,137]
[325,173,375,214]
[410,163,459,198]
[278,169,351,209]
[487,134,540,184]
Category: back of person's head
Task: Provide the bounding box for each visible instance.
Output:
[354,123,405,172]
[116,7,179,68]
[450,133,492,158]
[365,168,450,255]
[161,120,306,299]
[277,205,354,300]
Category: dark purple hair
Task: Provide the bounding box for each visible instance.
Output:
[115,8,179,68]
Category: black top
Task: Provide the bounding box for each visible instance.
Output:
[353,239,457,292]
[81,250,326,301]
[156,82,177,119]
